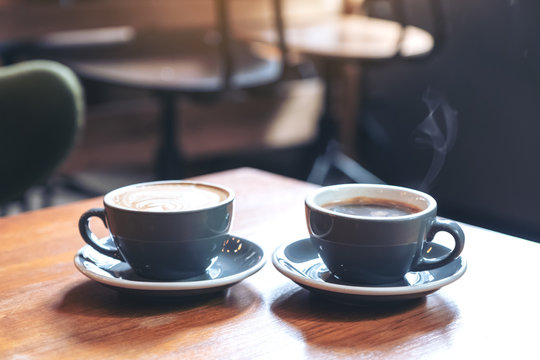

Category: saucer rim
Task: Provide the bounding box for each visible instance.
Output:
[74,235,266,291]
[272,238,467,296]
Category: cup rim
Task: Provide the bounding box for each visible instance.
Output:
[305,183,436,220]
[103,180,235,214]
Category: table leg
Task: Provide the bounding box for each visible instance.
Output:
[307,59,383,185]
[155,93,184,180]
[307,60,336,184]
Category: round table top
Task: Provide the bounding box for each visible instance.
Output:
[252,14,434,61]
[45,29,282,93]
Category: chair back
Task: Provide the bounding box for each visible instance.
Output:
[0,60,84,204]
[216,0,289,91]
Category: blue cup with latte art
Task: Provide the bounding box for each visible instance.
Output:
[79,181,234,280]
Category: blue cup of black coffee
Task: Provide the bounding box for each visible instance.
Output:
[305,184,465,285]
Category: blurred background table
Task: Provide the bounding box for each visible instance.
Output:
[244,10,437,184]
[1,167,539,358]
[0,0,329,210]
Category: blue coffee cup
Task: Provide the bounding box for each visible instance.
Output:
[305,184,465,285]
[79,181,234,280]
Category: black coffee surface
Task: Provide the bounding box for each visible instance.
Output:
[323,197,422,217]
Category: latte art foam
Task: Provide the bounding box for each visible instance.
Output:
[110,183,228,212]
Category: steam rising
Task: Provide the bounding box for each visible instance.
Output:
[413,89,458,191]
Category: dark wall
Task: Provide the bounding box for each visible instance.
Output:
[361,0,540,240]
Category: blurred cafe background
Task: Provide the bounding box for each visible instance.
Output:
[1,0,540,242]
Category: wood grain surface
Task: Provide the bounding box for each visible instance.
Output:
[1,167,539,359]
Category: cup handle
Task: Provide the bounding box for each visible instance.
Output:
[411,218,465,271]
[78,208,123,260]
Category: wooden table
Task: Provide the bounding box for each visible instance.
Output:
[1,167,538,358]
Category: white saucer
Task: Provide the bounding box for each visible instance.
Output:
[272,238,467,303]
[74,235,266,296]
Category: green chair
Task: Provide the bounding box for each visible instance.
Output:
[0,60,85,213]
